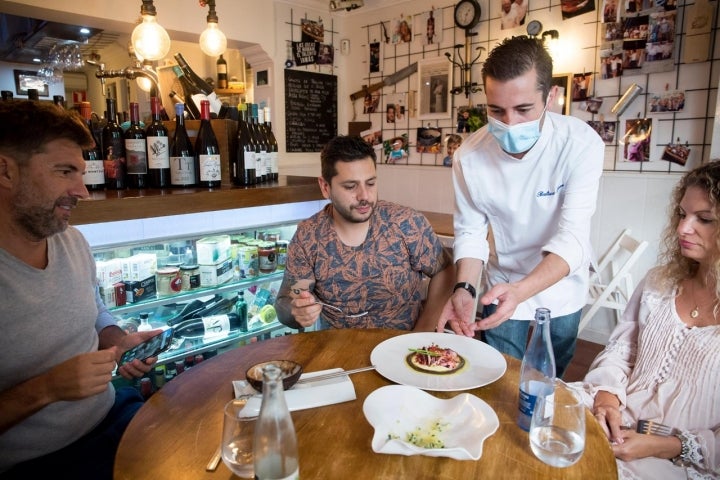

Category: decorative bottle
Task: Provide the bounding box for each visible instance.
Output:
[79,101,105,191]
[137,312,153,332]
[172,65,201,120]
[234,290,248,332]
[517,307,556,431]
[172,313,244,339]
[101,97,126,189]
[169,103,197,188]
[194,99,222,189]
[146,96,171,188]
[253,363,300,480]
[124,102,149,189]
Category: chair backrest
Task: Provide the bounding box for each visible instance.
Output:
[592,229,648,286]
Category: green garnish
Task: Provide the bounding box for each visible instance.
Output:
[408,347,441,357]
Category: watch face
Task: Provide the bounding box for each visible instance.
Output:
[526,20,543,37]
[454,0,481,29]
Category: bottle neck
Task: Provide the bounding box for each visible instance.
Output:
[150,97,162,121]
[129,103,140,125]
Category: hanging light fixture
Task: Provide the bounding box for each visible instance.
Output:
[131,0,171,61]
[199,0,227,57]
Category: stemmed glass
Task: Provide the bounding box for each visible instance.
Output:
[529,379,586,468]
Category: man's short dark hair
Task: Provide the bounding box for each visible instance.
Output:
[0,100,94,165]
[481,36,554,102]
[320,135,376,183]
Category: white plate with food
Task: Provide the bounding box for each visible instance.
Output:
[370,332,506,391]
[363,384,499,460]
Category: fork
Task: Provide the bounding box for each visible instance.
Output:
[314,301,369,318]
[636,419,676,436]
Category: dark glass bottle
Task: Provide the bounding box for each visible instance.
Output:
[125,102,149,189]
[264,108,279,181]
[146,96,171,188]
[1,90,13,101]
[517,307,556,431]
[172,65,201,120]
[170,103,197,188]
[174,52,222,116]
[101,98,126,189]
[194,99,221,189]
[173,313,244,338]
[233,108,256,186]
[247,104,266,183]
[52,95,65,109]
[27,88,40,101]
[234,291,248,331]
[79,101,105,191]
[216,54,228,89]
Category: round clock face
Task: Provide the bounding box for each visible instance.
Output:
[454,0,481,30]
[526,20,543,37]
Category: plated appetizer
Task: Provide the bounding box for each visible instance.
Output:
[406,344,465,374]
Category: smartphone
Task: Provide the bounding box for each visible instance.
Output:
[118,328,175,366]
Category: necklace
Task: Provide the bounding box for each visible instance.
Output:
[689,279,716,319]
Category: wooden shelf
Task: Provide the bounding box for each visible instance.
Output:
[72,175,323,225]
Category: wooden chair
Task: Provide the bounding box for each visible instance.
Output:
[579,229,648,332]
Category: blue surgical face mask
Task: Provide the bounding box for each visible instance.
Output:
[487,107,546,154]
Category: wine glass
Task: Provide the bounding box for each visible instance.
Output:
[221,396,257,478]
[529,379,586,468]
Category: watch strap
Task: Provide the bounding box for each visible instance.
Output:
[453,282,476,299]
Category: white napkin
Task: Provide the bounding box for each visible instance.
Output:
[232,368,357,415]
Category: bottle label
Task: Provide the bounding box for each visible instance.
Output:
[125,138,148,174]
[198,154,222,182]
[202,314,231,339]
[147,136,170,168]
[170,156,196,185]
[83,160,105,185]
[270,152,279,174]
[244,150,257,171]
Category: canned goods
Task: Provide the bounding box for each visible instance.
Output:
[276,240,288,270]
[156,267,182,296]
[258,241,277,274]
[237,245,258,278]
[180,264,200,291]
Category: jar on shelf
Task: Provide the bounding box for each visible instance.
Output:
[258,241,277,274]
[180,264,200,291]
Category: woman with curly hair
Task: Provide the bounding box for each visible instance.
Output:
[575,161,720,479]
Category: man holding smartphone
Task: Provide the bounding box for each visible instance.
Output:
[0,101,161,479]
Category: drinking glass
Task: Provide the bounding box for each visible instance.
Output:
[529,380,586,468]
[222,397,258,478]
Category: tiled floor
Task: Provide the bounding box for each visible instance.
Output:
[563,339,606,382]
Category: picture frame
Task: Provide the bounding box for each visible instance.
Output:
[13,69,49,97]
[550,73,572,115]
[418,57,452,120]
[256,70,269,87]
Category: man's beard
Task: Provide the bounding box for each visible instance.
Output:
[12,183,75,240]
[333,200,374,224]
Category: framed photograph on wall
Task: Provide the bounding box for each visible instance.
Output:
[418,57,452,120]
[13,70,49,97]
[550,73,572,115]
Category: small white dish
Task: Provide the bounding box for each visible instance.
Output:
[362,385,499,460]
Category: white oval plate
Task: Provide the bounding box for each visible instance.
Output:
[363,384,499,460]
[370,332,506,391]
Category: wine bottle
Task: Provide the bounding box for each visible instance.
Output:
[233,107,256,186]
[173,313,244,338]
[194,99,222,189]
[79,101,105,191]
[53,95,65,109]
[27,88,40,101]
[253,363,300,480]
[172,65,201,120]
[1,90,13,101]
[174,52,223,116]
[102,98,126,189]
[517,307,556,431]
[256,108,271,183]
[234,291,248,331]
[247,104,266,183]
[146,96,171,188]
[125,102,149,189]
[264,108,279,181]
[216,54,228,89]
[170,103,197,188]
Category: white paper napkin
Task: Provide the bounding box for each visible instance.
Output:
[232,368,357,415]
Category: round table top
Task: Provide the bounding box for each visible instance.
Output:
[114,328,618,480]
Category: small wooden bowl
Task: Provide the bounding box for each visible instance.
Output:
[245,360,303,392]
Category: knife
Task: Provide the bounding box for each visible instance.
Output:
[349,62,418,102]
[206,446,222,472]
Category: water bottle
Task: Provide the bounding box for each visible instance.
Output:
[517,307,556,431]
[253,364,299,480]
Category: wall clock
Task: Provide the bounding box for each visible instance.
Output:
[526,20,543,37]
[454,0,482,31]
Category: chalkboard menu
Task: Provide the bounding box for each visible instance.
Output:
[284,69,337,152]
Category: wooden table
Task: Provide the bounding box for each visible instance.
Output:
[115,329,618,480]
